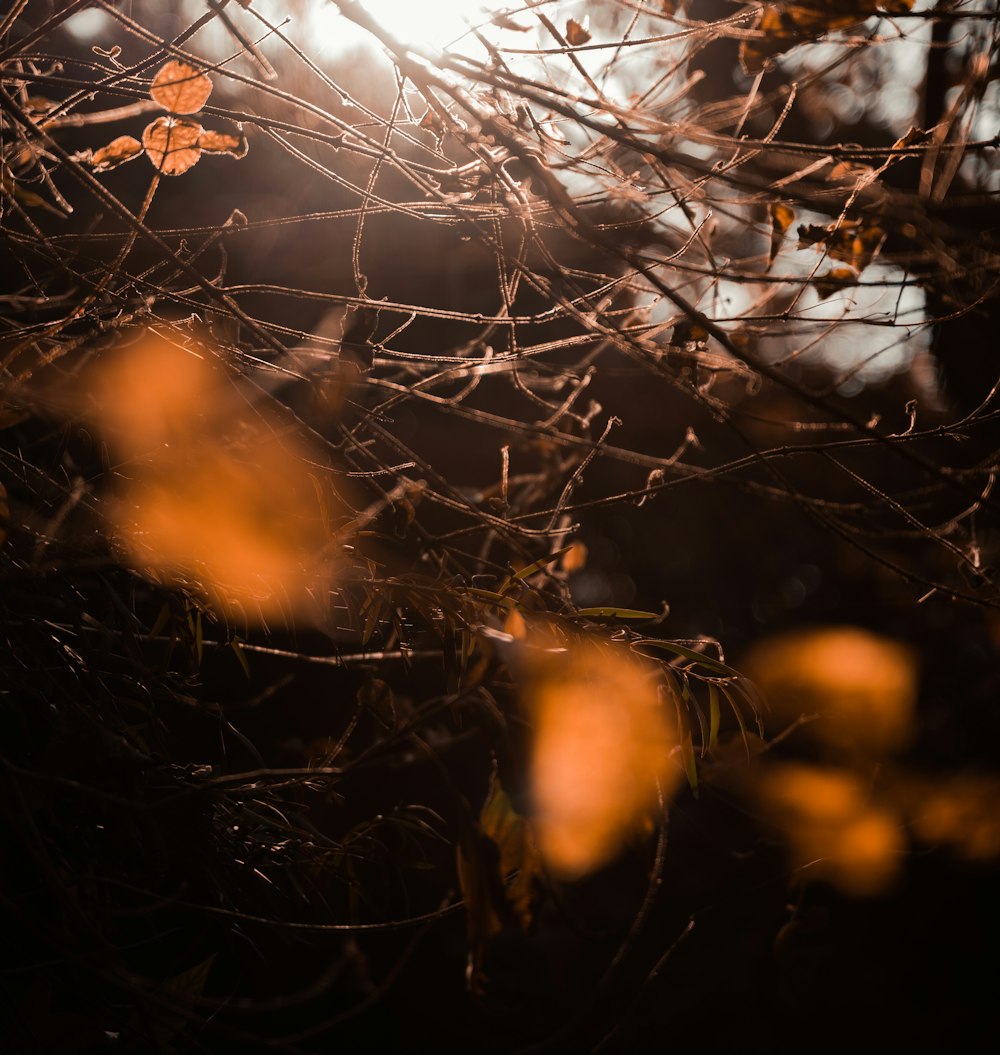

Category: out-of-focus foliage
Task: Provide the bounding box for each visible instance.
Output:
[518,630,681,878]
[1,0,998,1049]
[742,626,918,754]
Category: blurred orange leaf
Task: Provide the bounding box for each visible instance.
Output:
[560,540,588,573]
[78,329,337,623]
[758,763,903,896]
[741,626,917,755]
[520,633,680,878]
[150,60,213,115]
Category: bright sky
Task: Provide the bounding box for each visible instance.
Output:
[321,0,484,51]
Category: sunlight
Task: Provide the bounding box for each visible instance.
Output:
[313,0,488,53]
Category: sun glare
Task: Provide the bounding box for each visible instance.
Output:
[314,0,488,53]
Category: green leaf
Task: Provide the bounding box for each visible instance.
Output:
[719,682,752,760]
[577,607,660,620]
[708,682,721,752]
[229,636,251,679]
[637,639,739,677]
[511,543,576,583]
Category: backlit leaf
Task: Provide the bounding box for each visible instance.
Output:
[741,626,917,754]
[142,116,203,175]
[797,218,884,272]
[520,633,681,878]
[77,329,338,623]
[560,540,588,573]
[198,127,249,159]
[90,135,143,172]
[757,763,903,896]
[150,60,213,114]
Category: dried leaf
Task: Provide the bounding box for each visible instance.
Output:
[150,60,213,114]
[565,18,592,46]
[90,135,143,172]
[892,125,921,151]
[479,773,541,928]
[142,116,202,175]
[457,773,542,993]
[197,127,248,158]
[768,203,795,269]
[740,2,915,74]
[814,267,858,300]
[797,222,832,248]
[419,107,446,137]
[797,218,883,271]
[670,319,709,348]
[832,224,883,270]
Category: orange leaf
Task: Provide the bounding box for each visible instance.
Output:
[740,7,795,75]
[768,203,795,269]
[520,633,681,878]
[814,267,859,300]
[150,60,213,114]
[90,135,143,172]
[197,127,248,158]
[560,540,588,574]
[142,116,203,175]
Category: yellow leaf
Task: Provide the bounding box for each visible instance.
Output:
[150,60,213,115]
[142,116,203,175]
